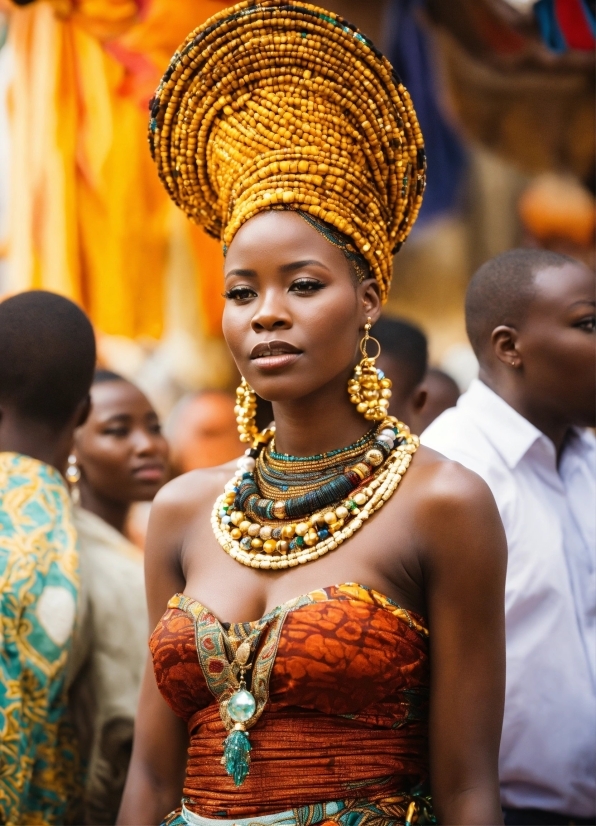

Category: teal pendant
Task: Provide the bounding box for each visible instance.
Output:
[227,688,256,723]
[222,728,251,786]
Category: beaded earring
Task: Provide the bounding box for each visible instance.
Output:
[348,319,392,421]
[65,454,81,505]
[235,378,259,445]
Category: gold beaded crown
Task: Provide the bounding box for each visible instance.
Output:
[148,0,426,301]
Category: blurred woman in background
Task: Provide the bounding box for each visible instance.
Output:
[68,369,169,825]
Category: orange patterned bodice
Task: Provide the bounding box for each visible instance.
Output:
[150,583,429,820]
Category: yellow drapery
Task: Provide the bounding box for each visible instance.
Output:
[5,0,228,339]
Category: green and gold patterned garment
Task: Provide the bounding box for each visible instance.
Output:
[0,452,80,826]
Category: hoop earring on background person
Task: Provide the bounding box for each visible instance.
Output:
[348,318,393,422]
[65,453,81,505]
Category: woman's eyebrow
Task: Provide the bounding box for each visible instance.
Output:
[225,268,257,278]
[100,413,133,424]
[280,259,330,273]
[568,299,595,309]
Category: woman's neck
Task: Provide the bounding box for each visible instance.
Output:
[270,370,373,457]
[78,480,130,536]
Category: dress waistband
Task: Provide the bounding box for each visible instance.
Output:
[163,795,435,826]
[181,800,343,826]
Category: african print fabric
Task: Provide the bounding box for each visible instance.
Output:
[151,583,432,822]
[160,792,436,826]
[0,453,81,826]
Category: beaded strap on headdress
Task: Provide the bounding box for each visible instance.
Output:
[149,0,426,302]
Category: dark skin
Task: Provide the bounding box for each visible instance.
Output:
[0,396,91,475]
[480,262,596,458]
[119,211,507,826]
[74,380,169,535]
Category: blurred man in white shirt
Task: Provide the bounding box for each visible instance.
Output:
[422,249,596,826]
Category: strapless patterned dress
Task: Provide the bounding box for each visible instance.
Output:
[150,583,434,826]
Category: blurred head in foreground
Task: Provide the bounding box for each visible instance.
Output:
[73,370,169,534]
[415,369,460,435]
[166,390,240,475]
[373,316,428,431]
[466,248,595,432]
[0,290,95,470]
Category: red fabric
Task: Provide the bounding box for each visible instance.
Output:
[150,585,429,819]
[555,0,595,50]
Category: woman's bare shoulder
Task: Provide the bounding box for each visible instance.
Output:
[403,444,505,563]
[410,443,493,502]
[150,460,237,531]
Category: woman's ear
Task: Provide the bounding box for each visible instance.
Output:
[360,279,382,327]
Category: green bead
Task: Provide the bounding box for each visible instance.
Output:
[222,729,251,786]
[228,689,256,723]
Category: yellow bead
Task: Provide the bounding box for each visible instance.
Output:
[263,539,277,554]
[295,522,309,536]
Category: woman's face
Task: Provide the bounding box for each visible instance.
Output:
[223,211,381,402]
[75,380,169,504]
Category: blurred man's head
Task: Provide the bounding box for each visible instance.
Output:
[373,316,428,430]
[466,249,595,434]
[415,368,460,435]
[0,291,96,468]
[166,390,240,474]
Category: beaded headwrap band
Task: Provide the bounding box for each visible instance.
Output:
[149,0,426,301]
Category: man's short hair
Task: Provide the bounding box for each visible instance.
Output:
[372,316,428,392]
[465,248,575,358]
[0,291,96,428]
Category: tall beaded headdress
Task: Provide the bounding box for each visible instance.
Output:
[149,0,426,301]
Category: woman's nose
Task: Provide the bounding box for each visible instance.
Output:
[251,293,292,332]
[134,429,159,455]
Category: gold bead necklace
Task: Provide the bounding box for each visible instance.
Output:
[211,418,419,569]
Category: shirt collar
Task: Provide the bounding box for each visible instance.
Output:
[457,380,545,469]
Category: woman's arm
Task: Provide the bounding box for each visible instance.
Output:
[117,479,197,825]
[417,458,507,825]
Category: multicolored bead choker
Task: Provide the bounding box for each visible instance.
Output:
[212,416,419,569]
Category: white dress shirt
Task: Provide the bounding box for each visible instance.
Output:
[421,379,596,817]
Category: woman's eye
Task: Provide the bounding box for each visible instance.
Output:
[223,286,256,301]
[576,316,595,333]
[290,279,324,293]
[149,423,162,435]
[103,428,129,438]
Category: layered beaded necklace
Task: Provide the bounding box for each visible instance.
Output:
[211,416,419,569]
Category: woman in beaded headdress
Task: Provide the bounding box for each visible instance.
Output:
[119,3,506,825]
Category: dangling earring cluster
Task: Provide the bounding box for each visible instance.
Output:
[235,378,259,446]
[65,454,81,505]
[348,318,392,421]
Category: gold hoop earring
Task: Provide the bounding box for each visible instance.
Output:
[235,378,259,445]
[65,454,81,505]
[348,318,392,422]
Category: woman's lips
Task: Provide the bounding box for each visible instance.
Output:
[252,352,302,370]
[132,465,165,482]
[250,340,303,370]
